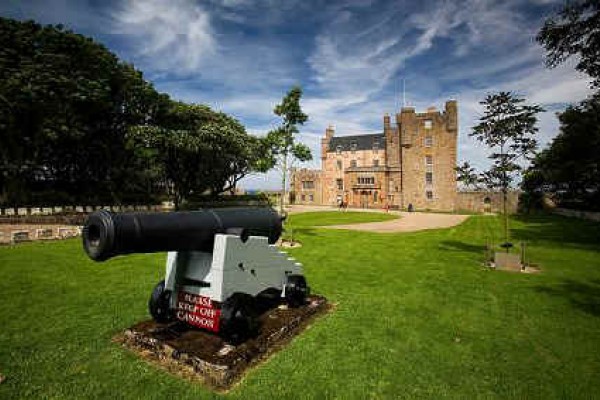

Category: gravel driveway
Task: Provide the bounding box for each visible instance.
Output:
[324,211,469,232]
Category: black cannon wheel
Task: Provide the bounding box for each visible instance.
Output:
[148,280,174,323]
[284,274,309,308]
[219,293,259,344]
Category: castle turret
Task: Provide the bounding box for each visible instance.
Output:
[383,113,391,132]
[385,113,400,167]
[445,100,457,133]
[398,107,416,147]
[321,125,334,161]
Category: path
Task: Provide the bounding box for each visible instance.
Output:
[325,211,469,233]
[286,205,470,233]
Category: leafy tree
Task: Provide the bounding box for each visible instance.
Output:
[537,0,600,87]
[264,86,311,214]
[0,17,166,205]
[0,17,274,208]
[457,92,544,243]
[129,102,268,209]
[523,92,600,210]
[532,0,600,210]
[455,161,480,190]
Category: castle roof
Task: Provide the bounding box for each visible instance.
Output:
[327,133,385,152]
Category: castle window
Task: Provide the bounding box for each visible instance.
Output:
[425,155,433,165]
[301,194,306,201]
[426,190,433,200]
[336,179,343,190]
[373,159,379,167]
[309,194,314,202]
[424,120,433,129]
[358,177,375,185]
[425,136,433,147]
[302,181,314,190]
[350,160,357,168]
[373,191,378,203]
[336,145,342,154]
[337,160,342,170]
[425,172,433,185]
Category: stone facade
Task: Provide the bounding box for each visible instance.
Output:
[289,169,323,205]
[291,101,459,211]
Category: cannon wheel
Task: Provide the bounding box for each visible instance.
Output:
[284,274,309,308]
[148,280,174,323]
[219,293,259,344]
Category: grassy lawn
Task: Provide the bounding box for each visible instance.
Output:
[1,212,600,399]
[287,210,398,227]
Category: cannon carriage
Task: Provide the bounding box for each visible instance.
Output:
[82,208,309,341]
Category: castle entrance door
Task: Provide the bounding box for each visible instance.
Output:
[360,191,369,208]
[483,197,492,213]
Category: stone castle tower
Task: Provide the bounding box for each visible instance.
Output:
[291,100,458,211]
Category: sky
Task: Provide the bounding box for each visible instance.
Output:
[1,0,594,190]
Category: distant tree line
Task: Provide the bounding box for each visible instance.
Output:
[0,17,271,208]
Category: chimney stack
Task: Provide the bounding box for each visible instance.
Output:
[325,125,335,139]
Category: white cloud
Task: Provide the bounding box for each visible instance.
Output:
[113,0,215,73]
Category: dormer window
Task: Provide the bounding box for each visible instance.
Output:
[351,141,357,153]
[373,139,379,150]
[336,145,342,154]
[350,160,357,168]
[424,120,433,129]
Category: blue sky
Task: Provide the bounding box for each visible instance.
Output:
[1,0,594,189]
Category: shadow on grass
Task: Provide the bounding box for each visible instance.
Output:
[282,227,319,237]
[535,279,600,317]
[511,214,600,250]
[439,240,486,254]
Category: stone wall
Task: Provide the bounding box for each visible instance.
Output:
[0,224,81,245]
[455,191,520,214]
[0,204,165,217]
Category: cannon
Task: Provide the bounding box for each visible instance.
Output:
[82,208,309,341]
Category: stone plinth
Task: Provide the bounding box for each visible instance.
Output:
[494,252,522,271]
[115,295,330,391]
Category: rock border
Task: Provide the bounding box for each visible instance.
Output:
[114,295,331,392]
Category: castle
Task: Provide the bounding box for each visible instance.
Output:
[291,101,459,211]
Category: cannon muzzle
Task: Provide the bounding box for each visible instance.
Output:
[82,208,283,261]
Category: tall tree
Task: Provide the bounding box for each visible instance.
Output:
[0,17,166,205]
[458,92,544,243]
[264,86,311,214]
[129,102,268,209]
[537,0,600,87]
[523,92,600,210]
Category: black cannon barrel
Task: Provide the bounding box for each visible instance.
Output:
[82,208,283,261]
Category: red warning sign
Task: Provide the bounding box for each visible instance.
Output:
[175,291,221,332]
